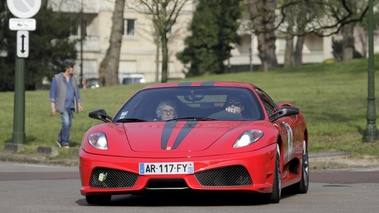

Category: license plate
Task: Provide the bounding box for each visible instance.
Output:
[139,162,194,175]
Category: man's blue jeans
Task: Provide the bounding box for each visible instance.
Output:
[58,108,73,145]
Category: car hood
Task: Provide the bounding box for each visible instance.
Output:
[123,120,247,152]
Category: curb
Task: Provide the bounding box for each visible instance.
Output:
[1,144,79,166]
[309,152,379,169]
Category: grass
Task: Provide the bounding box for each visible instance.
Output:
[1,56,379,159]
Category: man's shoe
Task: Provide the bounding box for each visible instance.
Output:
[62,143,70,148]
[56,140,62,147]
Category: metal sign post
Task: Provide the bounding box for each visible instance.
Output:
[363,0,379,142]
[7,0,41,145]
[12,57,26,145]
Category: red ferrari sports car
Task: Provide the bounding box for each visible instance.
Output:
[80,81,308,205]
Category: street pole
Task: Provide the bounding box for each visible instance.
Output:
[12,57,25,144]
[6,0,41,150]
[79,0,84,87]
[363,0,379,142]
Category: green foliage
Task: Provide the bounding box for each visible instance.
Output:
[0,2,16,91]
[2,56,379,158]
[177,0,242,77]
[0,5,77,91]
[332,38,363,61]
[353,0,379,30]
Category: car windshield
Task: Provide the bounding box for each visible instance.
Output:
[113,86,265,122]
[87,79,98,85]
[122,76,145,84]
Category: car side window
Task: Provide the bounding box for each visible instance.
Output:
[255,88,277,117]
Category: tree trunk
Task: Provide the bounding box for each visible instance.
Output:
[341,23,355,61]
[358,29,367,58]
[294,36,305,66]
[160,4,169,83]
[155,44,160,82]
[257,32,278,71]
[284,36,294,67]
[98,0,124,86]
[161,35,169,83]
[249,0,278,71]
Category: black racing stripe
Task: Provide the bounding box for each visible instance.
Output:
[172,121,199,149]
[161,121,177,149]
[178,82,192,86]
[200,82,215,86]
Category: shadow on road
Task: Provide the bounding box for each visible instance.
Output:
[76,189,300,206]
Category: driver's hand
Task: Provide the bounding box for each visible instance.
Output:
[225,106,238,114]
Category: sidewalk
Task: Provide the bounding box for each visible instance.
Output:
[1,145,379,169]
[309,152,379,169]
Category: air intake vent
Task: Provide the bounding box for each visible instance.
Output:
[195,166,252,186]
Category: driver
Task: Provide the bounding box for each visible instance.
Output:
[225,96,244,116]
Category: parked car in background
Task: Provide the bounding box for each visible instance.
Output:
[35,76,51,90]
[122,74,146,85]
[83,78,100,89]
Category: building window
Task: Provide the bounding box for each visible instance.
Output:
[124,19,135,36]
[70,21,79,36]
[70,20,87,37]
[81,20,87,38]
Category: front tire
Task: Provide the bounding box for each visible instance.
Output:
[266,144,281,203]
[294,139,309,193]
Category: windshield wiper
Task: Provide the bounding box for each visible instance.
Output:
[116,118,147,123]
[167,117,217,122]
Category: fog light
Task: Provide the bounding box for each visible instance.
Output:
[98,172,108,182]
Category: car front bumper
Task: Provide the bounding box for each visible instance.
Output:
[79,143,277,196]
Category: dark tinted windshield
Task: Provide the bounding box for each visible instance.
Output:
[113,86,265,122]
[122,77,144,84]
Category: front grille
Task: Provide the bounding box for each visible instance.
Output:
[195,166,252,187]
[145,179,189,190]
[90,168,139,188]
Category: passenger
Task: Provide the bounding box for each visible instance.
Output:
[155,100,177,121]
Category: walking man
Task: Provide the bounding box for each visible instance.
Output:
[50,59,83,148]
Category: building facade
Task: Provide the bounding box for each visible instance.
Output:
[48,0,349,84]
[48,0,193,83]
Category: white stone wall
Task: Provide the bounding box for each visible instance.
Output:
[49,0,192,83]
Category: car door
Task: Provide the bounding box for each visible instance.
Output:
[255,88,296,164]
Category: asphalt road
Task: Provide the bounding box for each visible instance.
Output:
[1,162,379,213]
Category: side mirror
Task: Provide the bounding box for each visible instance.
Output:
[89,109,112,123]
[269,106,299,122]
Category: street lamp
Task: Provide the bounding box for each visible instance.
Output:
[363,0,379,142]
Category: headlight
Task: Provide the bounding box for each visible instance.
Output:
[233,130,263,148]
[88,132,108,150]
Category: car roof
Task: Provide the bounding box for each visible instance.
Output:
[123,74,145,78]
[142,81,256,90]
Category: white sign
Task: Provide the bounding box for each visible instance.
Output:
[17,31,29,58]
[9,18,36,31]
[7,0,41,18]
